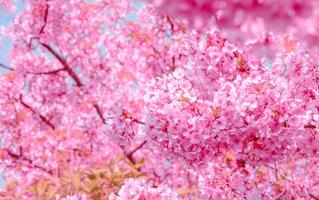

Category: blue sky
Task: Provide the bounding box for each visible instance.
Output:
[0,8,14,67]
[0,1,25,73]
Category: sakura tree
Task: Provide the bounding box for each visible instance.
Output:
[0,0,319,199]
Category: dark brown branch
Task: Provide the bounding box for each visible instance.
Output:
[1,62,64,75]
[151,45,161,56]
[0,63,13,71]
[6,148,53,175]
[304,124,316,129]
[127,141,147,160]
[126,141,147,164]
[29,0,50,48]
[310,193,319,200]
[39,2,49,35]
[29,68,64,75]
[40,43,83,87]
[310,183,319,200]
[19,94,55,129]
[166,15,175,32]
[93,104,106,124]
[172,56,176,70]
[40,43,109,126]
[122,110,145,125]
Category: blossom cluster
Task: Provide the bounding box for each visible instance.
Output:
[0,0,319,199]
[109,178,179,200]
[56,194,90,200]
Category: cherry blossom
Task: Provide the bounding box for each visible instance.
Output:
[56,194,90,200]
[0,0,16,13]
[0,0,319,199]
[109,178,179,200]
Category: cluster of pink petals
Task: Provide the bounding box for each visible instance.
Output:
[148,0,216,29]
[0,0,16,13]
[109,178,179,200]
[144,30,319,165]
[56,194,90,200]
[1,0,319,199]
[198,157,319,199]
[150,0,319,57]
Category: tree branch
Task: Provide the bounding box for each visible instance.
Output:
[29,68,64,75]
[0,62,64,75]
[310,183,319,200]
[6,147,53,175]
[0,63,13,71]
[40,43,149,168]
[40,43,83,87]
[166,15,175,32]
[126,141,147,164]
[19,94,55,129]
[93,104,106,124]
[39,2,49,35]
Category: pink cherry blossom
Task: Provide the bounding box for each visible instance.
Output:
[0,0,319,199]
[56,194,90,200]
[0,0,16,13]
[109,178,179,200]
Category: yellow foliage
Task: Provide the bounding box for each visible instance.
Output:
[178,97,190,103]
[236,56,245,67]
[36,179,49,197]
[117,68,135,81]
[211,107,222,118]
[2,157,147,200]
[3,72,16,82]
[177,185,199,197]
[16,109,28,122]
[283,36,296,53]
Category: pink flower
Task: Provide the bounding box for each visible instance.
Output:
[56,194,90,200]
[109,179,179,200]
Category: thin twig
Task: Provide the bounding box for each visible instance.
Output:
[19,94,55,129]
[6,147,53,175]
[28,68,64,75]
[166,15,175,32]
[40,43,83,87]
[0,63,13,71]
[93,104,106,124]
[126,141,147,164]
[0,62,64,75]
[39,2,49,35]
